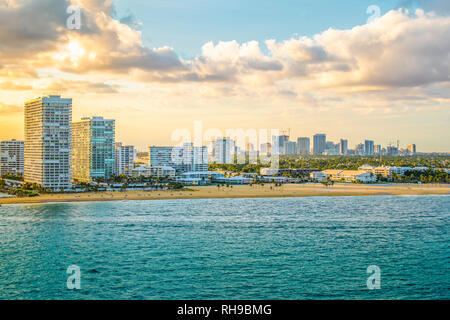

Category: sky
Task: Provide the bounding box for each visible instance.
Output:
[0,0,449,152]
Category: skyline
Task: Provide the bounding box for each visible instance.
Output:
[0,0,449,151]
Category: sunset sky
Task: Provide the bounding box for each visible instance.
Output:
[0,0,449,151]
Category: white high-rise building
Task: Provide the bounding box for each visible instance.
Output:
[24,95,72,190]
[212,137,236,164]
[115,143,135,176]
[0,140,24,177]
[149,143,208,174]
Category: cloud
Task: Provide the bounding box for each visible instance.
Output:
[0,2,448,108]
[0,102,22,116]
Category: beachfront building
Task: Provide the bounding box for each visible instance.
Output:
[322,170,377,183]
[149,143,208,174]
[297,137,310,155]
[150,166,176,178]
[0,140,24,177]
[24,95,72,190]
[115,142,135,176]
[72,117,115,183]
[313,134,326,155]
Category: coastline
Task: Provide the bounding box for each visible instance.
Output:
[1,183,449,205]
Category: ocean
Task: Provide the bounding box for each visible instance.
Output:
[0,195,449,300]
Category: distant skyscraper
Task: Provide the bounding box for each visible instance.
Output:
[72,117,115,182]
[0,140,24,177]
[260,143,272,155]
[339,139,348,155]
[212,137,236,164]
[272,135,290,155]
[115,143,135,176]
[297,137,310,155]
[284,141,297,155]
[149,144,208,173]
[407,144,417,154]
[365,140,375,156]
[355,143,365,155]
[313,134,326,155]
[24,95,72,190]
[374,145,382,155]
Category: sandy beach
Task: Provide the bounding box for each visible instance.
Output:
[0,183,449,205]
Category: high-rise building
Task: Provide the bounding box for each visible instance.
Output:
[284,141,297,155]
[0,140,24,177]
[149,144,208,174]
[72,117,115,183]
[260,143,272,155]
[365,140,375,156]
[339,139,348,155]
[212,137,236,164]
[24,95,72,190]
[374,145,382,155]
[313,134,326,155]
[407,144,417,154]
[115,142,135,176]
[355,143,365,155]
[272,135,290,155]
[297,137,310,155]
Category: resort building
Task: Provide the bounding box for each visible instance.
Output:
[149,144,208,174]
[24,95,72,190]
[72,117,115,183]
[115,142,135,176]
[150,166,176,178]
[0,140,24,177]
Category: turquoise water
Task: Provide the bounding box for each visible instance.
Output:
[0,196,449,300]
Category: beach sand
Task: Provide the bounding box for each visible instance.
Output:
[0,183,449,205]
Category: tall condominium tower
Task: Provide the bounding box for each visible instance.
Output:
[340,139,348,155]
[149,144,208,174]
[0,140,24,177]
[313,134,327,155]
[297,137,310,155]
[72,117,115,183]
[24,95,72,190]
[284,141,297,155]
[115,142,135,176]
[407,144,417,154]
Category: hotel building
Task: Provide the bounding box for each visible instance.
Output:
[0,140,24,177]
[72,117,115,183]
[24,95,72,190]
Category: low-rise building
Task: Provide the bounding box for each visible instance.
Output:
[321,170,377,183]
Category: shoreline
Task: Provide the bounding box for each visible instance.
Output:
[1,183,449,205]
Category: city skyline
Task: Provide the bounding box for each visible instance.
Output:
[0,1,449,152]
